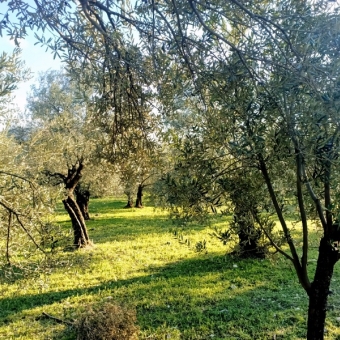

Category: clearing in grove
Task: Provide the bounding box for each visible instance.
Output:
[1,197,340,339]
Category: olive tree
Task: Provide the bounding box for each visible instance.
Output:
[26,70,96,247]
[2,1,158,194]
[136,1,340,338]
[0,49,59,267]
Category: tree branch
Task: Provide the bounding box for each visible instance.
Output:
[258,154,311,292]
[188,0,255,81]
[41,312,74,326]
[294,146,310,288]
[0,200,45,253]
[252,211,294,262]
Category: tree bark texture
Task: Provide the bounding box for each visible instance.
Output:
[63,195,91,247]
[76,188,90,220]
[307,238,338,340]
[233,205,264,258]
[58,160,92,248]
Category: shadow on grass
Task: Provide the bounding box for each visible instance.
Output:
[78,202,211,244]
[86,215,173,243]
[86,197,153,217]
[1,198,333,338]
[2,197,320,338]
[57,198,226,237]
[0,253,309,339]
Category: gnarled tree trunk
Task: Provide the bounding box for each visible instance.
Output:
[75,185,90,220]
[63,195,90,247]
[61,160,92,248]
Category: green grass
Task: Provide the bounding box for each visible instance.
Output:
[1,197,340,339]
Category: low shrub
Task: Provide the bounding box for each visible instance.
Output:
[77,302,139,340]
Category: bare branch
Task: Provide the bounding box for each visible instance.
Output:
[0,200,45,253]
[252,211,294,262]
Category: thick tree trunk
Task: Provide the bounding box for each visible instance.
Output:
[237,223,263,258]
[233,207,264,258]
[45,160,92,248]
[75,187,90,220]
[63,195,91,248]
[307,237,338,340]
[135,184,143,208]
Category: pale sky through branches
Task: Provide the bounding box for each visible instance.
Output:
[0,1,62,113]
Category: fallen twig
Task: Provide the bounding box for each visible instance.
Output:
[41,312,74,326]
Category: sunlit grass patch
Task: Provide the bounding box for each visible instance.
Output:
[0,197,340,339]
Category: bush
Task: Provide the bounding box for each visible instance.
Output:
[76,302,139,340]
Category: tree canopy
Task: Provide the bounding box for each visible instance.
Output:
[2,0,340,338]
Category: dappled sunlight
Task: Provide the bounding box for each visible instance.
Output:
[1,198,340,339]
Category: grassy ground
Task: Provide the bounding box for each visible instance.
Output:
[1,197,340,339]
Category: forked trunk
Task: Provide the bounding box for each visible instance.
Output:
[307,237,338,340]
[63,195,91,248]
[45,160,91,248]
[135,184,143,208]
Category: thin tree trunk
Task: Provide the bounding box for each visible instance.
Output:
[124,191,134,208]
[6,212,12,265]
[135,184,143,208]
[307,237,338,340]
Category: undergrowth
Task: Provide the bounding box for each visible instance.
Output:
[76,302,139,340]
[0,197,340,339]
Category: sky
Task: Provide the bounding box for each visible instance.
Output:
[0,2,62,113]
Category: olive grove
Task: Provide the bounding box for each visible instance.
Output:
[2,0,340,338]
